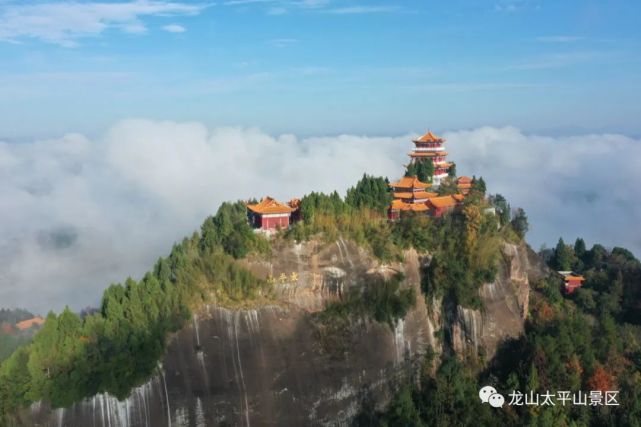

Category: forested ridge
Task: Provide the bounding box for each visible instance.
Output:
[0,201,270,423]
[367,239,641,427]
[3,172,620,427]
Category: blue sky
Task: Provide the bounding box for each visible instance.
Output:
[1,0,641,140]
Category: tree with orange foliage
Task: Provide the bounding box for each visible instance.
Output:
[536,301,555,323]
[587,365,614,392]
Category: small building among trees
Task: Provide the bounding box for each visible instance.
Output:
[427,195,459,217]
[246,197,299,230]
[558,271,585,294]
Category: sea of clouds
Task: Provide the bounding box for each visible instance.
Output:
[1,119,639,313]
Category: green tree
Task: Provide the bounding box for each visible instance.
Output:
[552,238,575,271]
[574,238,587,260]
[471,176,487,195]
[27,308,89,407]
[492,194,511,226]
[0,347,32,418]
[448,162,457,178]
[379,386,424,427]
[510,208,529,239]
[345,174,392,213]
[405,160,434,183]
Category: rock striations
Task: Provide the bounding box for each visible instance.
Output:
[21,238,544,427]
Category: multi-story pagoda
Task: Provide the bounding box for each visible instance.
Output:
[387,176,437,220]
[408,131,452,186]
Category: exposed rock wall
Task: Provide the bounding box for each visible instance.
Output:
[19,239,540,427]
[446,242,547,359]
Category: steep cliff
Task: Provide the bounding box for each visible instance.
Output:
[445,242,547,360]
[21,238,544,427]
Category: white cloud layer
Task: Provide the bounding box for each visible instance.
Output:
[0,1,203,46]
[1,120,640,314]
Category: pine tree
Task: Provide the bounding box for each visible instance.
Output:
[510,208,529,238]
[553,238,574,271]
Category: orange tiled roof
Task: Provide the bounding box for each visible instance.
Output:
[452,194,465,202]
[409,151,449,158]
[390,200,431,212]
[427,196,457,209]
[394,191,438,199]
[457,183,472,189]
[393,192,413,199]
[565,275,585,281]
[389,176,431,189]
[409,203,428,212]
[247,197,294,214]
[15,316,44,331]
[414,191,439,199]
[413,131,444,143]
[390,199,409,210]
[457,176,472,184]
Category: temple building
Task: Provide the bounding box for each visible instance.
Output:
[246,197,298,230]
[426,195,459,217]
[391,176,436,203]
[388,176,436,220]
[559,271,585,295]
[387,135,474,219]
[457,176,473,195]
[408,131,452,187]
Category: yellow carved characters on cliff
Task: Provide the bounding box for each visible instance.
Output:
[267,271,300,284]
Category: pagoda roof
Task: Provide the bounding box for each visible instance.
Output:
[407,203,429,212]
[409,151,448,158]
[415,191,439,199]
[559,271,585,281]
[393,190,439,200]
[457,183,472,189]
[389,176,431,189]
[393,192,413,199]
[427,196,457,209]
[247,197,294,214]
[413,131,444,143]
[457,176,473,184]
[452,194,465,202]
[390,199,408,210]
[390,200,430,212]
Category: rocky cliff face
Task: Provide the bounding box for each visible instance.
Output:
[21,238,543,427]
[445,243,545,360]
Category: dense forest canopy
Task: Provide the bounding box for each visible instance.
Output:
[367,240,641,427]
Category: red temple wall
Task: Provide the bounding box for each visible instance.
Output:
[260,215,290,230]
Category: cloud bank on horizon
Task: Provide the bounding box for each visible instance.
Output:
[1,119,640,313]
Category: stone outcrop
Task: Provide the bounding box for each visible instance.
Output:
[446,242,546,360]
[21,238,542,427]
